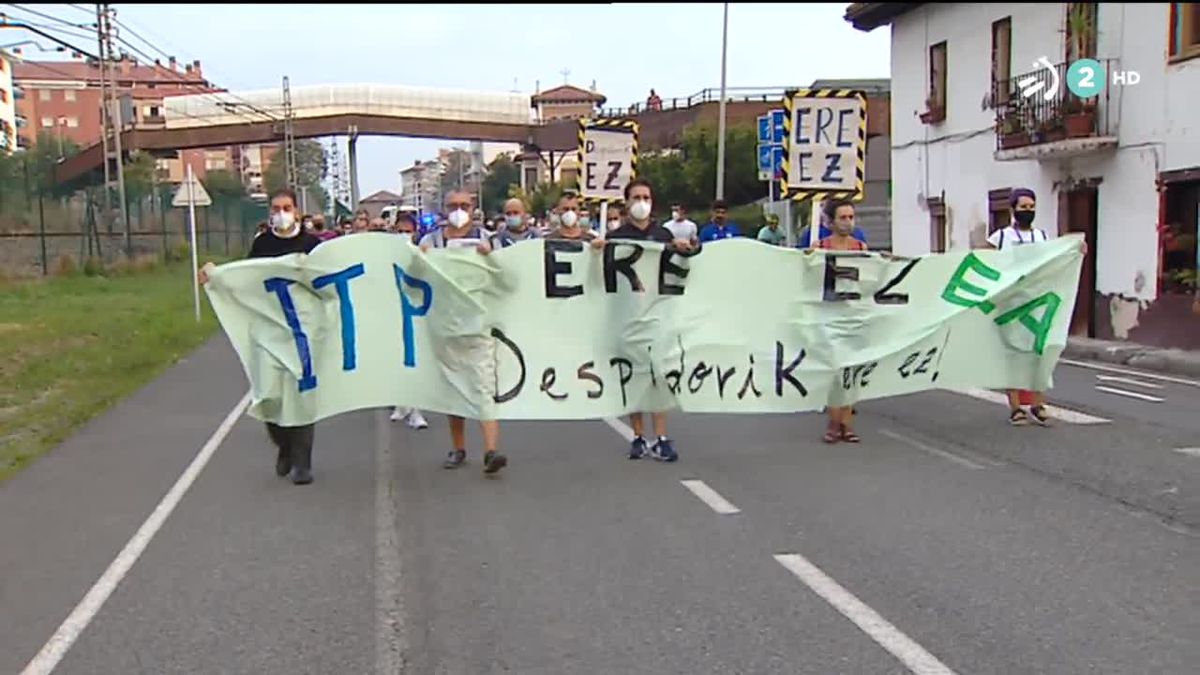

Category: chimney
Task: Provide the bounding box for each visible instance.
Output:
[192,60,201,77]
[168,56,176,72]
[185,63,193,74]
[119,54,131,75]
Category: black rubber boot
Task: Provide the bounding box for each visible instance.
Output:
[288,424,315,485]
[267,423,291,477]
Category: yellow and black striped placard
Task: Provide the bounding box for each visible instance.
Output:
[577,118,639,204]
[778,89,867,205]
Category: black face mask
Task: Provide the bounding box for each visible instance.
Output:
[1013,211,1036,229]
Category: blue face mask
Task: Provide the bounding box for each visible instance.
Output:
[579,216,591,228]
[506,215,524,229]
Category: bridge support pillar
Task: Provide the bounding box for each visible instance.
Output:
[348,126,360,210]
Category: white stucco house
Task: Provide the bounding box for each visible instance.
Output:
[846,2,1200,349]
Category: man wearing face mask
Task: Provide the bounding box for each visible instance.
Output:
[665,203,698,246]
[607,203,625,232]
[548,192,598,241]
[198,188,323,485]
[418,191,507,474]
[591,178,697,462]
[491,197,541,249]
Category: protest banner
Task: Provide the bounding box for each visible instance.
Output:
[203,234,1084,426]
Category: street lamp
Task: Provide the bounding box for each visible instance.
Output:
[715,2,730,200]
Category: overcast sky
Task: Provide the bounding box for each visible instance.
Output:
[15,3,890,195]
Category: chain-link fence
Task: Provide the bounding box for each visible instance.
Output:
[1,182,269,277]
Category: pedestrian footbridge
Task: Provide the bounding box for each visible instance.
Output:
[53,83,890,187]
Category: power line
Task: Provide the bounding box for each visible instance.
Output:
[110,13,278,121]
[3,3,94,29]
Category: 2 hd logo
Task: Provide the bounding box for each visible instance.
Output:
[1021,57,1140,101]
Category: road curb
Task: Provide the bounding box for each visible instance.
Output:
[1064,337,1200,379]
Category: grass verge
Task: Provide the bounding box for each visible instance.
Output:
[0,259,225,482]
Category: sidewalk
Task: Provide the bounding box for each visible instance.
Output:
[1064,337,1200,379]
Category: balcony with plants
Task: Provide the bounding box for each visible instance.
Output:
[993,58,1116,155]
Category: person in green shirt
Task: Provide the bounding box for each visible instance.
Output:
[756,213,785,245]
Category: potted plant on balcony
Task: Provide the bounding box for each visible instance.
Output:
[1039,114,1067,143]
[997,99,1029,149]
[1062,95,1096,138]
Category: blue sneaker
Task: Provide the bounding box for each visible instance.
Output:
[651,437,678,463]
[628,436,647,460]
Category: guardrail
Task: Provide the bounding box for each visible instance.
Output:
[596,86,792,118]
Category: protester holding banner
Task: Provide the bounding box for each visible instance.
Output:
[986,187,1053,426]
[418,191,508,474]
[548,192,598,241]
[388,211,430,430]
[198,188,323,485]
[591,178,699,462]
[810,199,867,444]
[492,198,541,249]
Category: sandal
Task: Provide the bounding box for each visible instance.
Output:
[822,424,841,444]
[1009,408,1029,426]
[840,425,861,443]
[1028,405,1051,426]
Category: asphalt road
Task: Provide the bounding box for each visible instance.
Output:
[2,337,1197,675]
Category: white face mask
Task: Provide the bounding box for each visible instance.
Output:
[270,211,298,237]
[629,200,652,222]
[559,210,579,228]
[447,208,470,228]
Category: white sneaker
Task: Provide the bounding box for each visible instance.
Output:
[389,407,407,423]
[406,410,429,429]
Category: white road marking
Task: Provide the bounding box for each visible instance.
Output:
[1094,386,1164,403]
[950,388,1110,424]
[21,391,253,675]
[374,410,406,674]
[680,479,741,515]
[774,553,957,675]
[879,429,993,470]
[603,417,636,442]
[1060,358,1200,387]
[1095,374,1163,390]
[1172,447,1200,458]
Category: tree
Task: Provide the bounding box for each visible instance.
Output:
[508,181,564,219]
[438,148,474,197]
[121,151,157,201]
[204,169,247,205]
[482,153,520,212]
[263,139,327,212]
[677,122,760,211]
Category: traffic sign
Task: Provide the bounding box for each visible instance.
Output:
[757,144,772,180]
[770,109,787,144]
[771,145,785,178]
[757,115,771,144]
[172,172,212,207]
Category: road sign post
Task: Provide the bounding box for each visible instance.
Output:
[173,165,213,322]
[578,118,639,233]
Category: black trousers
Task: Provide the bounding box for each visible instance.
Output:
[266,422,315,469]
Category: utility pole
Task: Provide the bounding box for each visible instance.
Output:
[328,137,343,216]
[282,76,298,192]
[715,2,730,200]
[97,3,130,255]
[94,4,111,229]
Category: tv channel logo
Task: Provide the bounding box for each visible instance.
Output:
[1021,57,1141,101]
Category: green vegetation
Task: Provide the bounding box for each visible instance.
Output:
[0,258,226,481]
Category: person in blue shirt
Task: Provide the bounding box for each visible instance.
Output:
[795,199,868,248]
[699,199,743,242]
